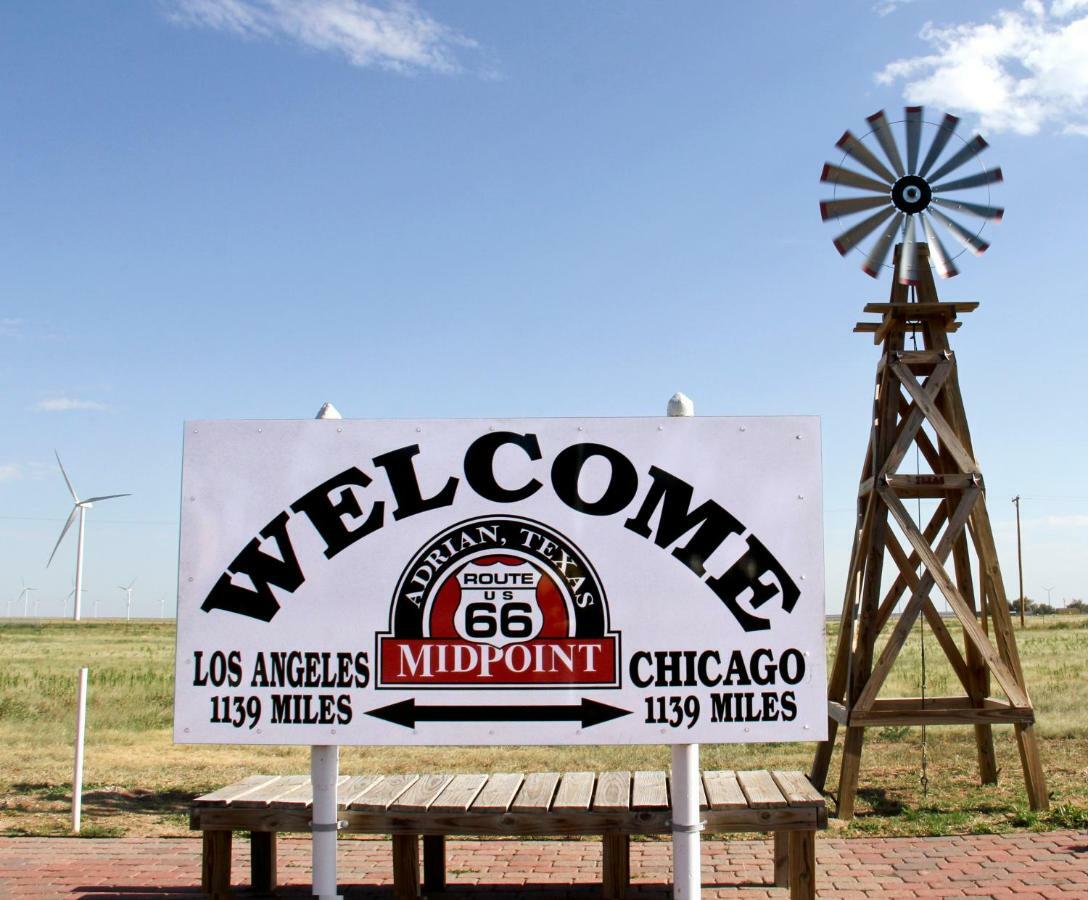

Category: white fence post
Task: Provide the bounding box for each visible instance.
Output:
[667,392,702,900]
[72,667,88,833]
[312,401,343,899]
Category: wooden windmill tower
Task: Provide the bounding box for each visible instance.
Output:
[810,108,1048,820]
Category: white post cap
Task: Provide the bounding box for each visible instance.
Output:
[667,392,694,417]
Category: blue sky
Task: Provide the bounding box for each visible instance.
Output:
[2,0,1086,619]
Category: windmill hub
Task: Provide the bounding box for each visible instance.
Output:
[891,175,931,214]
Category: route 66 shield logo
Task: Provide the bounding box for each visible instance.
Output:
[452,559,545,648]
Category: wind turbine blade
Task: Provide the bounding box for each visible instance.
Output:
[55,451,79,502]
[897,215,921,285]
[82,492,132,504]
[47,506,79,567]
[932,196,1004,221]
[835,130,896,184]
[927,135,989,183]
[932,168,1003,193]
[820,195,891,221]
[921,212,959,279]
[929,206,990,255]
[833,206,896,256]
[918,113,959,177]
[905,106,923,174]
[860,211,904,278]
[821,163,892,194]
[867,110,906,178]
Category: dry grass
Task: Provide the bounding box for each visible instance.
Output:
[1,617,1086,838]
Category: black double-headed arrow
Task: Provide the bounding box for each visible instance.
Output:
[367,697,631,729]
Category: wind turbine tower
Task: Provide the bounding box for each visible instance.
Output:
[119,579,136,621]
[47,452,131,621]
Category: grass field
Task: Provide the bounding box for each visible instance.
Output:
[1,617,1086,839]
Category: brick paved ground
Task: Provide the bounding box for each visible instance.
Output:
[0,831,1085,898]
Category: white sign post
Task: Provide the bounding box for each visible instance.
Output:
[72,667,88,833]
[174,412,826,895]
[666,392,701,900]
[312,401,343,900]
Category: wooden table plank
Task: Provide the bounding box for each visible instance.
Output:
[666,772,710,810]
[632,771,668,809]
[233,775,312,808]
[737,770,787,808]
[431,774,488,813]
[471,774,524,813]
[194,775,278,806]
[771,771,824,808]
[511,773,560,812]
[276,775,357,809]
[551,772,595,811]
[391,774,454,812]
[347,774,420,812]
[339,775,383,807]
[702,770,747,810]
[593,771,631,812]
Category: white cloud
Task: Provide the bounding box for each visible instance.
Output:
[876,1,1088,135]
[873,0,926,18]
[35,397,109,412]
[167,0,477,73]
[0,462,52,482]
[0,318,22,338]
[1038,514,1088,527]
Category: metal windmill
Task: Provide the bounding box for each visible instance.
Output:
[811,107,1048,822]
[47,452,131,622]
[820,108,1003,285]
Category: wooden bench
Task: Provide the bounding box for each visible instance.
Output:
[191,769,826,899]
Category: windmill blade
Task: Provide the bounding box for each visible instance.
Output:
[932,196,1004,221]
[927,134,989,183]
[832,206,896,256]
[918,113,960,177]
[897,215,921,286]
[866,110,906,178]
[821,163,892,194]
[929,206,990,255]
[835,130,896,184]
[55,451,79,502]
[47,506,79,567]
[83,492,132,504]
[921,212,959,279]
[905,106,923,174]
[820,195,891,221]
[932,167,1003,193]
[861,211,904,278]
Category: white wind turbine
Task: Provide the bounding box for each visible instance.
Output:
[119,579,136,620]
[47,452,131,622]
[17,581,37,617]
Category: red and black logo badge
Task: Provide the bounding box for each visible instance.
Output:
[377,516,620,688]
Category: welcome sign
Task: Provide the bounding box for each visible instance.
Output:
[173,417,826,745]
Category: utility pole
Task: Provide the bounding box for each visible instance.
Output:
[1044,586,1054,608]
[1012,496,1024,627]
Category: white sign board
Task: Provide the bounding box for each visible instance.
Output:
[174,417,826,745]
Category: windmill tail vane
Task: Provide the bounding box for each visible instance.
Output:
[820,107,1004,286]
